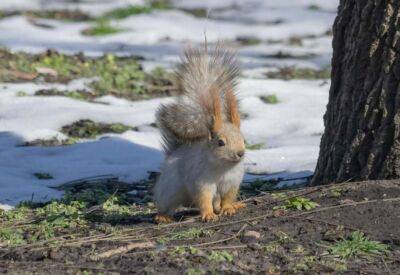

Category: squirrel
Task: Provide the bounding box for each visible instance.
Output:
[153,44,246,223]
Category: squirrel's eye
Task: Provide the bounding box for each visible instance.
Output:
[217,139,225,146]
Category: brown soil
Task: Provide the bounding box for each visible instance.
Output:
[1,180,400,274]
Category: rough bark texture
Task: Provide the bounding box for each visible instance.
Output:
[313,0,400,185]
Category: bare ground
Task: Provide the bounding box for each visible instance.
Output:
[1,180,400,274]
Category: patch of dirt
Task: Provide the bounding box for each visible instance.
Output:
[261,51,317,60]
[34,88,96,101]
[0,10,91,21]
[1,180,399,274]
[0,49,176,101]
[266,66,331,80]
[0,11,19,19]
[235,36,262,46]
[61,119,133,139]
[21,137,77,147]
[25,10,92,21]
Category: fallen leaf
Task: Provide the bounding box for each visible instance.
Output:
[36,67,58,77]
[10,70,38,81]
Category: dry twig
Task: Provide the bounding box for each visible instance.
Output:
[90,241,156,261]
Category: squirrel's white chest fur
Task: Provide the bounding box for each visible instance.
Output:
[153,141,244,215]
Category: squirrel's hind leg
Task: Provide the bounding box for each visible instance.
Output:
[154,159,187,223]
[155,213,174,224]
[154,194,184,224]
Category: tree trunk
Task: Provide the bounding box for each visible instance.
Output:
[312,0,400,185]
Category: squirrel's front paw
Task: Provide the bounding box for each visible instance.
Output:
[232,201,246,210]
[220,205,236,216]
[221,202,245,216]
[201,211,218,222]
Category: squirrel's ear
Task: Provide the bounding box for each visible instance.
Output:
[226,88,240,128]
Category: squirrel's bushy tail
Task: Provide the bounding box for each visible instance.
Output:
[156,44,241,154]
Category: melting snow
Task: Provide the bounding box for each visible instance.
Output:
[0,0,338,208]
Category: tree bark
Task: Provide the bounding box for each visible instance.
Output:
[312,0,400,185]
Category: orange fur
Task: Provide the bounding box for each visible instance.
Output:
[154,45,245,223]
[220,186,245,216]
[154,214,174,224]
[213,195,221,214]
[210,86,223,132]
[197,188,218,222]
[226,88,240,128]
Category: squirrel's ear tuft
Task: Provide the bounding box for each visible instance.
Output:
[226,88,240,128]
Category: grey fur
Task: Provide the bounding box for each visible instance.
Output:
[154,45,245,220]
[153,141,245,216]
[156,44,240,154]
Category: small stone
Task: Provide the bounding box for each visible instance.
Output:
[247,243,262,250]
[49,249,63,260]
[251,198,263,205]
[273,209,286,217]
[340,198,356,204]
[242,230,261,243]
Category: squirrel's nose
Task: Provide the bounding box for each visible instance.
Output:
[237,151,245,158]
